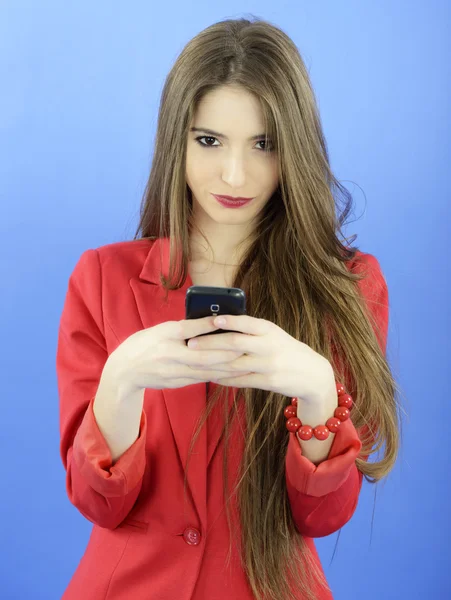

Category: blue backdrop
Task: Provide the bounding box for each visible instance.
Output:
[1,1,449,598]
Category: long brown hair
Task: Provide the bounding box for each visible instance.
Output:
[133,16,404,600]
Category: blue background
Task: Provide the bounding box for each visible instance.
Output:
[1,1,449,598]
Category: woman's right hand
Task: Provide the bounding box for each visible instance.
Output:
[107,316,244,392]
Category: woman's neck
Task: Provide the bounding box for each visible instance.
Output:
[189,225,254,267]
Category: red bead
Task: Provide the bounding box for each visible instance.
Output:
[334,406,350,421]
[297,425,313,440]
[338,394,353,409]
[291,397,298,408]
[326,417,341,433]
[284,405,297,419]
[336,382,346,396]
[313,425,330,440]
[286,417,302,432]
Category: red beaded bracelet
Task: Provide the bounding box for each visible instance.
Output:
[284,381,353,441]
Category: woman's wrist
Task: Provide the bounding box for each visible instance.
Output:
[296,386,339,428]
[295,363,338,417]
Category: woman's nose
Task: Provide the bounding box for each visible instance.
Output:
[221,154,247,187]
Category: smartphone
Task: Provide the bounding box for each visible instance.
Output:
[185,285,246,338]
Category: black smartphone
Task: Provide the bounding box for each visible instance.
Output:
[185,285,246,338]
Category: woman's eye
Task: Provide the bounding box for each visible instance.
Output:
[195,136,273,151]
[196,136,219,147]
[256,140,273,151]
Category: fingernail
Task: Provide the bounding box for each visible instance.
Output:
[215,317,226,326]
[188,339,198,348]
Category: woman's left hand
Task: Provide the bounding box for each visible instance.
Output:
[186,314,335,404]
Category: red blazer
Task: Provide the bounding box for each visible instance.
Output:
[56,237,388,600]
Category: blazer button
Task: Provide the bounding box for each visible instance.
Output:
[183,527,201,546]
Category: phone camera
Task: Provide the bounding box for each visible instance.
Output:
[210,304,220,313]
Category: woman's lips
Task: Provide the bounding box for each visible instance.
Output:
[212,194,254,208]
[214,194,254,202]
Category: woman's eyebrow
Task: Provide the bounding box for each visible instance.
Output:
[190,127,267,141]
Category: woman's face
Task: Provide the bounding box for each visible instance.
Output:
[186,85,280,228]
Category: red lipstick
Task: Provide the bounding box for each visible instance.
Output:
[212,194,254,208]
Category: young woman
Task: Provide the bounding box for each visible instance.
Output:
[57,17,401,600]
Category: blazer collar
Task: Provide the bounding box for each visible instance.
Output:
[139,236,173,284]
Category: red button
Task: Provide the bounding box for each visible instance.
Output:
[183,527,201,546]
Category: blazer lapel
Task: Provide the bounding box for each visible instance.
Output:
[128,237,212,525]
[206,384,239,467]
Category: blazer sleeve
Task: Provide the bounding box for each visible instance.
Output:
[56,249,147,529]
[285,253,389,538]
